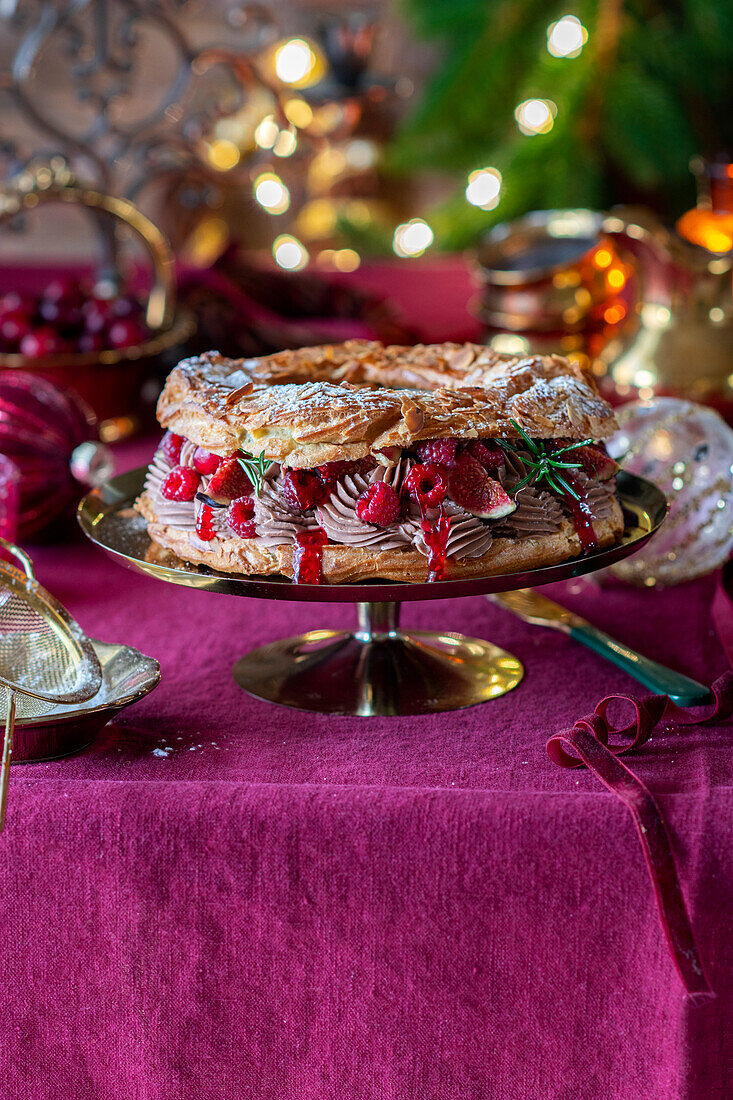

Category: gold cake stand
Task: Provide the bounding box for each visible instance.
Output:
[78,469,666,716]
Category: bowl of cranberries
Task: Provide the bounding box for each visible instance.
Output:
[0,277,194,439]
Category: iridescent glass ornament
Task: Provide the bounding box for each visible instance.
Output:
[608,398,733,585]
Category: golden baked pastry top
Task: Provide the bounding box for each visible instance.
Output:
[156,340,617,469]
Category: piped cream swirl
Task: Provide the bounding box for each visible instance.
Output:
[316,461,411,550]
[399,499,494,560]
[252,463,319,547]
[144,452,197,530]
[493,486,564,538]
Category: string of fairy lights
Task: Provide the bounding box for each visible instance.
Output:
[202,14,590,270]
[388,15,589,260]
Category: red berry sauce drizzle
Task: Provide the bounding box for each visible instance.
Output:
[562,472,597,553]
[413,486,449,582]
[196,503,216,542]
[404,465,452,582]
[293,527,328,584]
[421,510,450,582]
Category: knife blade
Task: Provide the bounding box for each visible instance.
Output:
[488,589,712,707]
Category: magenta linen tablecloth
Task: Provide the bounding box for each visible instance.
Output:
[1,437,732,1100]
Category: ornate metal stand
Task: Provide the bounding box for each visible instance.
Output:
[78,467,667,716]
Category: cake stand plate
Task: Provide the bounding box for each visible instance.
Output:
[78,469,666,716]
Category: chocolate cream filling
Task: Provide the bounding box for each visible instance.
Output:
[144,439,617,560]
[252,464,319,547]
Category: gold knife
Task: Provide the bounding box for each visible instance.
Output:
[488,589,711,707]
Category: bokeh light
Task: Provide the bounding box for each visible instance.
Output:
[273,234,309,270]
[206,139,240,171]
[393,219,434,258]
[272,129,297,158]
[297,198,338,238]
[253,173,290,215]
[272,38,325,89]
[465,167,502,210]
[254,116,279,150]
[515,99,557,136]
[284,98,313,129]
[547,15,588,58]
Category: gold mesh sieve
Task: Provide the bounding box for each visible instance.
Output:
[0,539,101,832]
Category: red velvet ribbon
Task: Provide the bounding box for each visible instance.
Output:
[547,671,733,1003]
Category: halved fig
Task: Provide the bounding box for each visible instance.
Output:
[449,452,516,519]
[573,444,618,481]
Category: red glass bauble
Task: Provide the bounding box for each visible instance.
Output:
[0,371,99,537]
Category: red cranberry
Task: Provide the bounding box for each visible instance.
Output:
[355,481,401,526]
[111,295,139,319]
[160,465,200,501]
[0,309,33,346]
[39,298,82,327]
[282,468,326,510]
[42,278,79,305]
[160,431,184,466]
[19,328,66,358]
[226,496,256,539]
[404,463,448,507]
[0,292,23,317]
[193,447,222,475]
[81,299,113,334]
[78,331,105,353]
[107,319,145,349]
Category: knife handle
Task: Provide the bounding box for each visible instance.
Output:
[569,623,712,707]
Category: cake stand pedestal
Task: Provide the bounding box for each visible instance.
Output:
[233,600,522,715]
[78,469,666,716]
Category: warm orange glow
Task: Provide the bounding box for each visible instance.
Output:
[604,303,626,324]
[593,248,612,269]
[606,267,626,290]
[704,229,733,251]
[677,208,733,252]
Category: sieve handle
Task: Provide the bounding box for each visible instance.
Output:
[0,538,36,581]
[0,690,15,834]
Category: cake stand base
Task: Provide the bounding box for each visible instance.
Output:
[232,601,523,715]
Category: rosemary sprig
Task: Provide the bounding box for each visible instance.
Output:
[505,419,595,501]
[236,449,270,497]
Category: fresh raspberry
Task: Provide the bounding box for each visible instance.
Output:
[355,481,401,527]
[317,460,359,484]
[196,503,217,541]
[226,496,256,539]
[207,457,253,500]
[160,465,200,501]
[448,452,515,519]
[414,438,459,468]
[160,431,183,467]
[317,457,375,490]
[403,463,448,507]
[467,439,505,470]
[193,447,222,475]
[282,468,326,510]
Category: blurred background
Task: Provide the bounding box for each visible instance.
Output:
[0,0,732,445]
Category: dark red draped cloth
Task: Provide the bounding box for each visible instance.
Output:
[0,261,732,1099]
